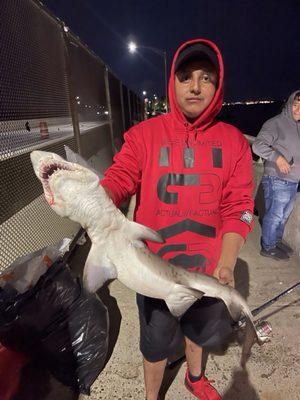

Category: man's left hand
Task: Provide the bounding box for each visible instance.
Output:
[213,266,235,287]
[213,232,244,287]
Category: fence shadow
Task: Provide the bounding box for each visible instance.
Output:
[222,368,260,400]
[234,257,251,300]
[254,181,265,226]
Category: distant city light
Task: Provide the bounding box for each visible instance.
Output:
[223,100,275,106]
[104,111,109,115]
[142,90,147,96]
[128,41,137,53]
[97,112,100,115]
[77,101,80,105]
[76,96,80,100]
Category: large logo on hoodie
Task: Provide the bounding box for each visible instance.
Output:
[155,146,222,272]
[157,173,221,204]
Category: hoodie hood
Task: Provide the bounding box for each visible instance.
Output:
[168,38,224,130]
[282,90,300,121]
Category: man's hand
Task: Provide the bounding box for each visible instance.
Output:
[213,266,235,287]
[276,155,291,174]
[213,232,245,287]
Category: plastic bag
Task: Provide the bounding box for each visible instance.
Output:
[0,238,71,293]
[0,260,109,395]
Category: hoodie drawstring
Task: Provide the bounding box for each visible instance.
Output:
[185,128,200,148]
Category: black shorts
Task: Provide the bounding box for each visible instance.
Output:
[136,294,233,362]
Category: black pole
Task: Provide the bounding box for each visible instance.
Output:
[234,281,300,328]
[251,280,300,317]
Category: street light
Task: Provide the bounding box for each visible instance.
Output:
[128,42,168,112]
[128,41,137,54]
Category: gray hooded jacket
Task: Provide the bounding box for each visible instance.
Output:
[252,90,300,182]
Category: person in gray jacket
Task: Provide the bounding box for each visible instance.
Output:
[252,90,300,261]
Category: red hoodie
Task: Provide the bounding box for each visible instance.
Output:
[101,38,254,275]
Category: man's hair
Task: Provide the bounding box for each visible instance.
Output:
[294,91,300,101]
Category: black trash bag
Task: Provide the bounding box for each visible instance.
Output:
[0,260,109,395]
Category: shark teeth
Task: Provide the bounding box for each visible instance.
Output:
[41,162,72,180]
[39,161,75,202]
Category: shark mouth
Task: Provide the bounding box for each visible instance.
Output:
[39,161,76,204]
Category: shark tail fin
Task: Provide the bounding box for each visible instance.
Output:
[126,220,164,244]
[221,289,259,368]
[239,301,260,368]
[240,318,257,368]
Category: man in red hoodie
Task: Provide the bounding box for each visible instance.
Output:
[101,39,254,400]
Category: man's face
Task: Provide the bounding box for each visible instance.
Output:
[292,95,300,121]
[175,59,218,122]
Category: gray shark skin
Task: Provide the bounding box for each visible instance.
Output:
[30,150,261,366]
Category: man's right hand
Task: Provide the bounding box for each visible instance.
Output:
[276,155,291,174]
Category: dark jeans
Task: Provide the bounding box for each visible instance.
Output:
[261,175,298,250]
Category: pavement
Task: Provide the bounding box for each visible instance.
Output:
[78,172,300,400]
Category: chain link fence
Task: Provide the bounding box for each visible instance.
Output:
[0,0,143,270]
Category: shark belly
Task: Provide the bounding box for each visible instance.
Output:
[108,243,176,300]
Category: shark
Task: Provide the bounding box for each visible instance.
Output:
[30,149,263,366]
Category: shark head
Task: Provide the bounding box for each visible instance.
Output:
[30,150,100,223]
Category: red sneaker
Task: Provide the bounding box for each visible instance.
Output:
[184,370,222,400]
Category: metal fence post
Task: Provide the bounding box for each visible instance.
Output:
[61,24,82,155]
[120,82,126,133]
[104,67,115,153]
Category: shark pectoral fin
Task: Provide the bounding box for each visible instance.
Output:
[83,245,117,293]
[126,221,164,243]
[165,285,204,318]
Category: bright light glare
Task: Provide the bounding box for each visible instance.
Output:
[128,41,137,53]
[142,91,147,96]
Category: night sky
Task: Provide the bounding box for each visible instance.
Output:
[44,0,299,102]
